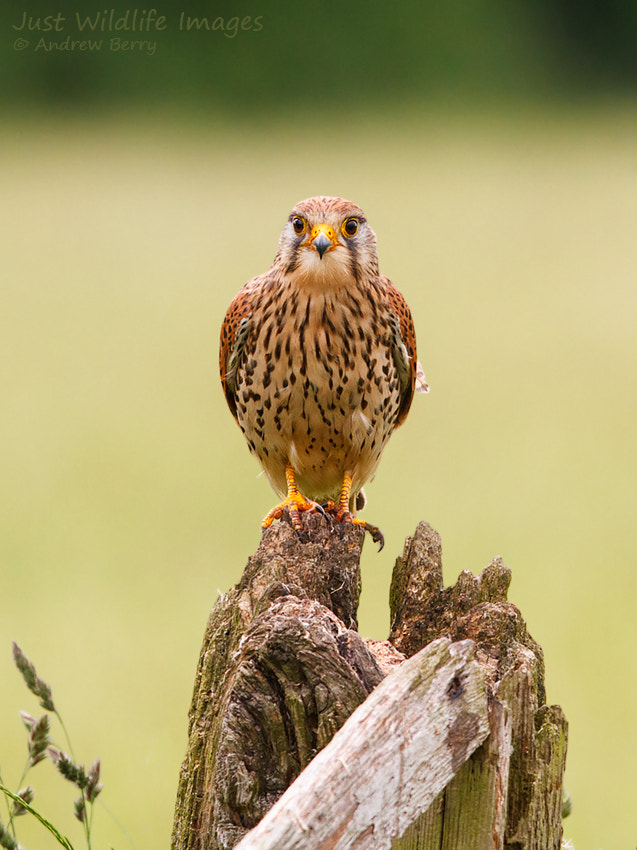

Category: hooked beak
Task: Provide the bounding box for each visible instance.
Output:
[310,223,338,259]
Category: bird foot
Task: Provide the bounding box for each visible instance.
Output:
[329,505,385,552]
[262,493,325,535]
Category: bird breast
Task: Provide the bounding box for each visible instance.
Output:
[234,277,402,504]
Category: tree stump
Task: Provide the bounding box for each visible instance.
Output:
[172,516,568,850]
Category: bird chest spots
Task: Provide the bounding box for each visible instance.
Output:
[321,304,337,333]
[241,389,262,405]
[344,290,364,319]
[325,347,338,365]
[317,403,331,429]
[262,324,273,350]
[219,196,423,514]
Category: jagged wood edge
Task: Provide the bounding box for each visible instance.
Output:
[235,637,490,850]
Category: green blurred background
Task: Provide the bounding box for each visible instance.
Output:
[1,2,636,848]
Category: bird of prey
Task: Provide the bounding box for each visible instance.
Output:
[219,196,428,549]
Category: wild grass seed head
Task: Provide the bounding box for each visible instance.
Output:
[0,818,23,850]
[11,643,55,712]
[26,714,50,767]
[47,747,89,790]
[10,786,34,818]
[85,759,103,803]
[73,796,86,824]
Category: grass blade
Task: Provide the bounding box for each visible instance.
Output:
[0,783,75,850]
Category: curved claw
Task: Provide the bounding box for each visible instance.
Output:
[331,507,385,553]
[366,523,385,552]
[313,502,331,520]
[351,518,384,552]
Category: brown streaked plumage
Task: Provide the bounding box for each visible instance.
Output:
[219,196,428,549]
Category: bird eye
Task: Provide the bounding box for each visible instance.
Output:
[292,216,306,235]
[342,218,359,237]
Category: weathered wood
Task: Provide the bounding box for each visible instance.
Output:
[172,516,568,850]
[235,637,489,850]
[395,697,511,850]
[172,514,374,850]
[496,662,568,849]
[390,522,518,662]
[209,592,384,848]
[389,521,568,850]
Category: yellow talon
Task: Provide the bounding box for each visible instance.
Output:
[330,472,385,552]
[262,466,384,551]
[262,463,321,533]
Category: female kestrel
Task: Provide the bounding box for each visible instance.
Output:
[219,196,427,549]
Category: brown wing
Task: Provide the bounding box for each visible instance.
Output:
[382,275,421,427]
[219,281,256,421]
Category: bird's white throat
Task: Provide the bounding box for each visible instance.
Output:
[293,247,354,291]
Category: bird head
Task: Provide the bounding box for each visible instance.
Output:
[275,196,379,287]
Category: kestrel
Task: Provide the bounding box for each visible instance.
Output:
[219,196,428,549]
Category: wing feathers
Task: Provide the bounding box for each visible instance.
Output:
[382,275,427,425]
[219,285,255,420]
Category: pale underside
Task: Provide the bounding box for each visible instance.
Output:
[234,278,402,507]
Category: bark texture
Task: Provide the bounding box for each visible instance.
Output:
[172,515,568,850]
[390,522,568,850]
[235,638,490,850]
[172,514,377,850]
